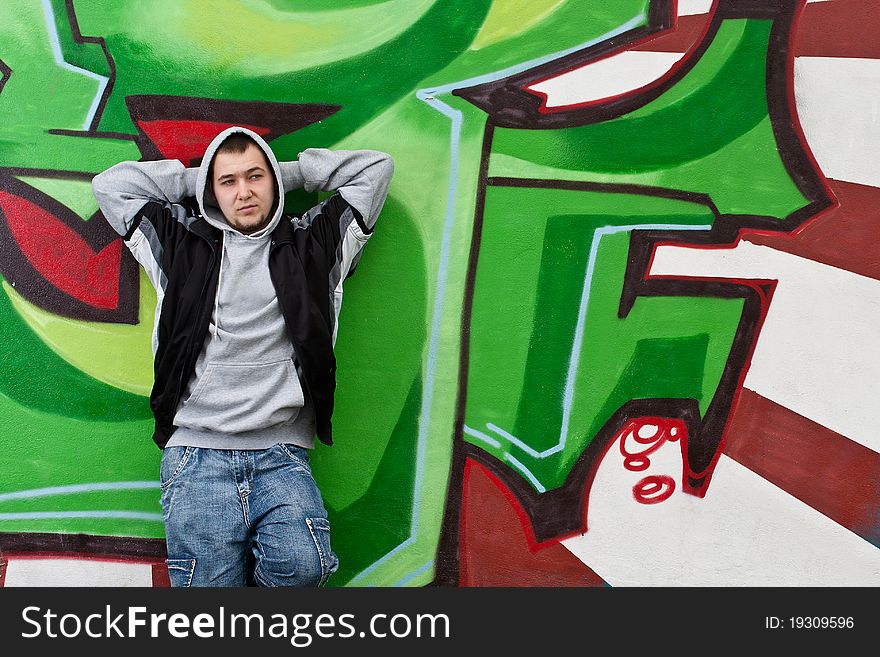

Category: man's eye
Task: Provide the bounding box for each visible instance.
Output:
[221,180,233,185]
[250,174,262,180]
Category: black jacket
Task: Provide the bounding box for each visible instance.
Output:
[143,194,357,448]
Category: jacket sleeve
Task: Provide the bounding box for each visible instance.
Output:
[279,149,394,236]
[91,159,199,239]
[91,160,200,297]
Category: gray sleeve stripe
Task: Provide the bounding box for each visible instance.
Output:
[128,219,167,293]
[328,206,358,293]
[174,202,198,229]
[138,219,168,292]
[327,218,371,345]
[337,206,356,243]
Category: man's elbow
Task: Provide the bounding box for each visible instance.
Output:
[90,169,110,201]
[90,166,132,237]
[375,152,394,181]
[91,162,129,205]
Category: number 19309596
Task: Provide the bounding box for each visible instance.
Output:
[765,616,854,629]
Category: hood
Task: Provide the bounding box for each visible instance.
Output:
[196,126,284,238]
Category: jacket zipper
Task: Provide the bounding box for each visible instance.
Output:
[269,236,317,411]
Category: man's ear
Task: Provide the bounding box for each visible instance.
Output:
[271,171,281,211]
[204,181,219,206]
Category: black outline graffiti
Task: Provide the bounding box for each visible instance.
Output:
[0,531,166,558]
[0,59,11,95]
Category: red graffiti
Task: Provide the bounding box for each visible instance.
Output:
[137,119,271,166]
[633,474,676,504]
[0,189,123,309]
[616,417,684,505]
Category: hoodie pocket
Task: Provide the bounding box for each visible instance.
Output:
[174,359,305,433]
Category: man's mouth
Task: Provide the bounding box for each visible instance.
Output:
[238,204,257,213]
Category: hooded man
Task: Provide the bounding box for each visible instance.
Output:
[92,127,393,587]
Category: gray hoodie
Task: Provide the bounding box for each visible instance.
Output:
[92,126,393,450]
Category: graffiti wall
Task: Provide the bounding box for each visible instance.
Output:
[0,0,877,586]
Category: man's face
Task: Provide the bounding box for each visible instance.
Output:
[211,143,276,234]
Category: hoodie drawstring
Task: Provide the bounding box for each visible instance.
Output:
[213,238,225,339]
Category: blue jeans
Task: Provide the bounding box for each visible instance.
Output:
[159,443,339,587]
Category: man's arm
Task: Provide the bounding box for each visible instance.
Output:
[279,149,394,235]
[92,159,199,239]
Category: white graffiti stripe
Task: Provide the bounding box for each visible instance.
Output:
[0,511,162,521]
[3,557,155,587]
[486,422,549,458]
[677,0,716,16]
[502,453,546,493]
[562,439,880,585]
[794,56,880,188]
[463,424,502,449]
[0,481,159,503]
[393,560,434,587]
[528,51,687,108]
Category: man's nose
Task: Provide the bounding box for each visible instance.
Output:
[237,180,252,198]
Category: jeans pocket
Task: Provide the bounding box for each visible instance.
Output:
[159,446,194,489]
[278,443,311,470]
[166,558,196,587]
[305,517,338,587]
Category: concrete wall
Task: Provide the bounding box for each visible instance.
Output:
[0,0,878,586]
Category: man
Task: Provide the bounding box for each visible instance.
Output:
[92,127,393,586]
